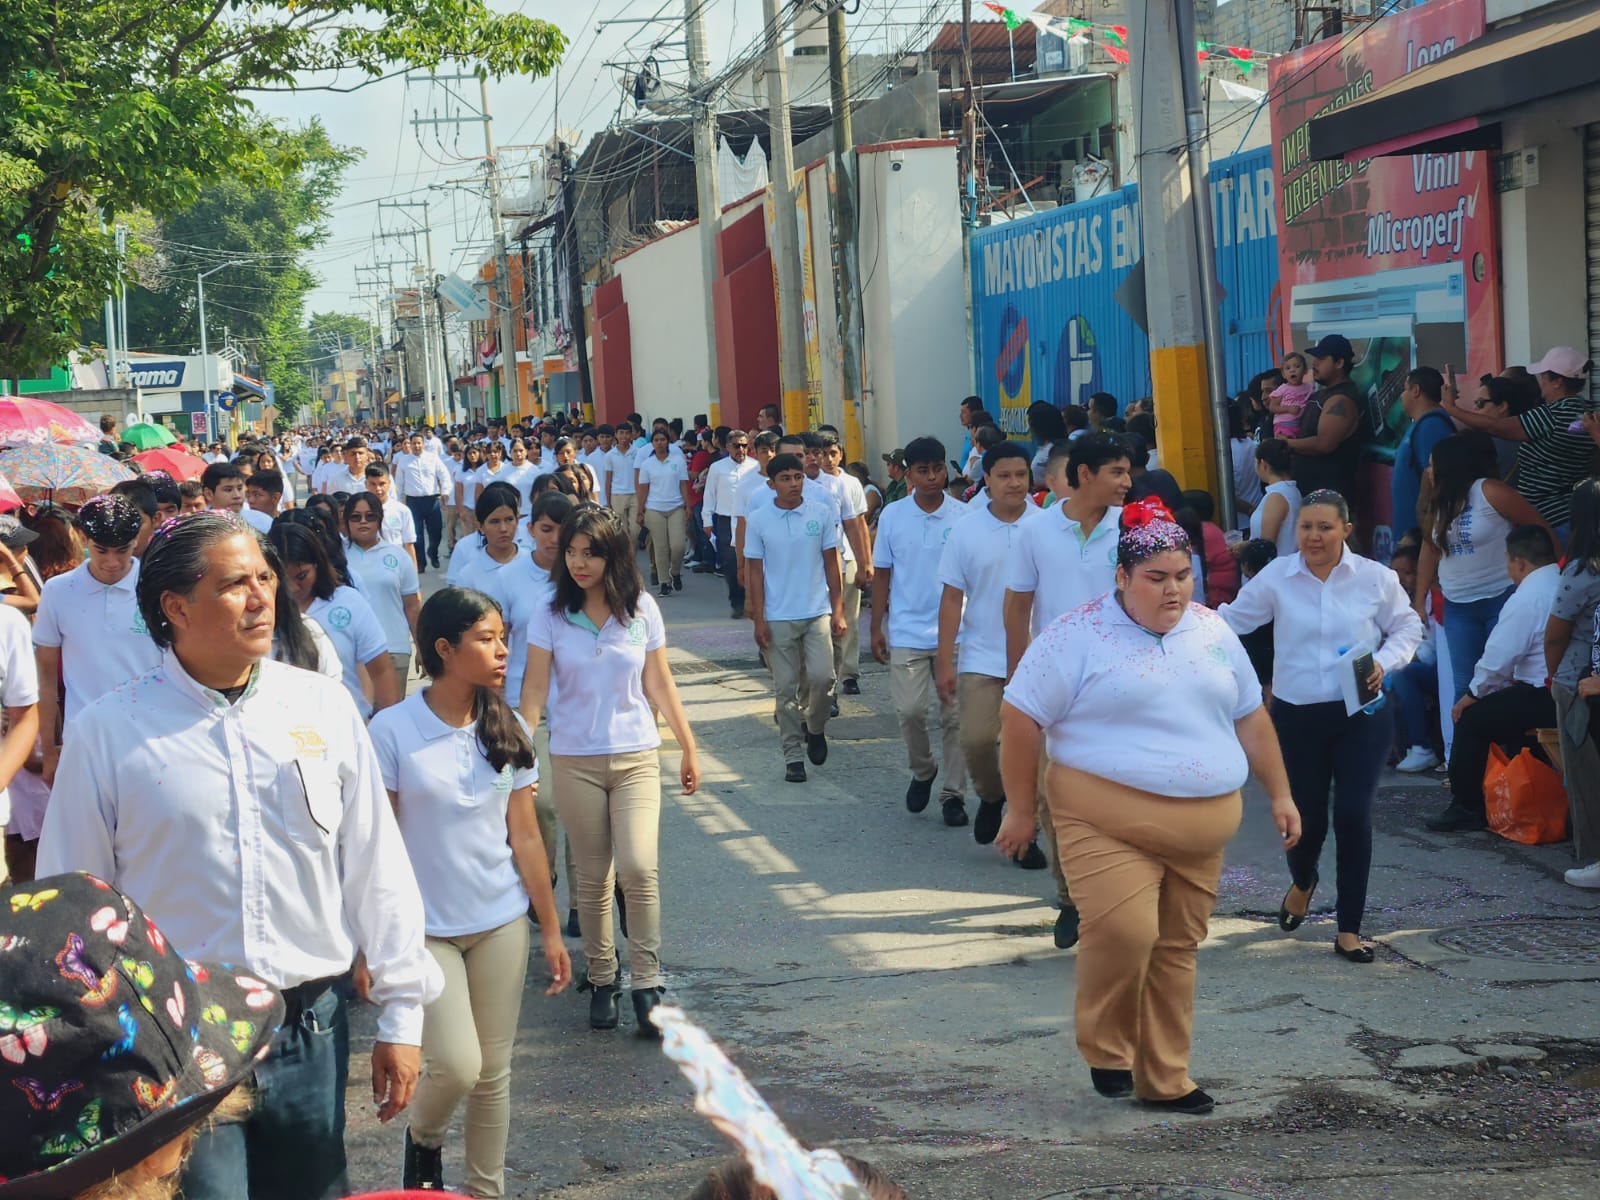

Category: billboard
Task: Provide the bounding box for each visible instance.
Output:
[1267,0,1499,465]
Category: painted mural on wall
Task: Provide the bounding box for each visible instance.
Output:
[1267,0,1500,465]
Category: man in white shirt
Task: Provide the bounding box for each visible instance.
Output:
[871,436,970,825]
[1430,525,1562,832]
[813,430,873,698]
[321,437,372,495]
[745,452,848,783]
[364,462,420,566]
[393,432,453,571]
[936,441,1040,847]
[703,430,758,618]
[37,510,442,1199]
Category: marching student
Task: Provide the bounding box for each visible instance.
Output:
[813,430,872,698]
[870,437,970,825]
[344,491,422,686]
[323,436,372,494]
[744,452,848,782]
[637,427,693,598]
[364,460,420,566]
[455,442,489,543]
[200,461,255,524]
[703,429,758,619]
[372,588,571,1195]
[1002,432,1132,947]
[243,467,287,529]
[608,424,639,530]
[936,440,1040,845]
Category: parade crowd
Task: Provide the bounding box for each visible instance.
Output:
[2,336,1599,1199]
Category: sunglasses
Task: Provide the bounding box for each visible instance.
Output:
[348,513,380,523]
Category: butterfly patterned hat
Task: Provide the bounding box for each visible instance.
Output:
[0,872,285,1198]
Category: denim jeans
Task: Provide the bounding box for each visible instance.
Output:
[1388,656,1437,748]
[1442,588,1512,703]
[181,985,350,1200]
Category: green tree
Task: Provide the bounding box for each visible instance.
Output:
[0,0,565,378]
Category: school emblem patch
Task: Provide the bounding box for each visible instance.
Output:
[327,606,352,631]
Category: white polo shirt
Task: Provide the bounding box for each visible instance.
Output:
[812,470,867,563]
[307,585,391,719]
[1007,504,1124,633]
[1005,594,1263,797]
[872,494,970,650]
[501,462,538,513]
[240,505,274,534]
[638,453,690,512]
[743,497,841,622]
[526,591,667,756]
[734,470,772,520]
[346,542,420,654]
[938,498,1041,679]
[33,559,163,724]
[0,606,40,828]
[380,497,418,548]
[607,447,637,496]
[583,450,614,502]
[500,560,555,708]
[369,691,538,938]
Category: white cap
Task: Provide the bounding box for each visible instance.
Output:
[1526,347,1589,378]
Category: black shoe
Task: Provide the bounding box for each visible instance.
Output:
[616,883,628,940]
[1140,1087,1215,1115]
[416,561,427,575]
[565,908,580,938]
[731,606,744,619]
[692,563,717,574]
[805,727,828,765]
[1054,907,1081,949]
[1013,840,1048,870]
[581,977,621,1029]
[841,677,861,696]
[430,558,440,569]
[973,799,1004,845]
[632,986,665,1040]
[1090,1068,1134,1098]
[403,1128,445,1189]
[1425,803,1488,832]
[830,698,840,718]
[785,761,807,783]
[942,796,968,827]
[1277,871,1318,932]
[1334,939,1376,964]
[905,774,935,813]
[659,584,672,599]
[651,569,659,586]
[672,574,683,592]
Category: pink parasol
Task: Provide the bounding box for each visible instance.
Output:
[0,396,103,447]
[132,446,207,482]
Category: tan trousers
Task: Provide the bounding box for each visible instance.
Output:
[768,615,833,762]
[643,507,686,584]
[1554,683,1600,861]
[957,673,1004,804]
[831,575,861,686]
[552,749,663,989]
[613,492,638,537]
[1048,765,1241,1101]
[1035,753,1072,907]
[532,725,577,892]
[889,646,966,796]
[388,651,412,688]
[411,916,530,1198]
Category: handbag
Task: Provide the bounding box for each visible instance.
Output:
[1484,743,1568,845]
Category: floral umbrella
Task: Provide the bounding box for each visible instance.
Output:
[120,422,177,450]
[132,446,206,482]
[0,443,133,505]
[0,397,102,447]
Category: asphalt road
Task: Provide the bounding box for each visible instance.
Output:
[341,540,1600,1199]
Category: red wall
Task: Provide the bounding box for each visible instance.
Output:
[713,208,779,430]
[591,276,634,424]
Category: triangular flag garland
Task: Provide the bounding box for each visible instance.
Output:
[1019,11,1272,73]
[983,2,1024,31]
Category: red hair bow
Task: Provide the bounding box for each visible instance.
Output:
[1121,497,1175,529]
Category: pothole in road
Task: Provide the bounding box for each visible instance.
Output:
[1040,1187,1268,1200]
[1431,919,1600,965]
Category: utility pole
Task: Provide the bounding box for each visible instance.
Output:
[378,199,445,425]
[764,0,809,433]
[558,146,594,413]
[828,6,865,447]
[686,0,723,424]
[959,0,978,227]
[197,261,248,447]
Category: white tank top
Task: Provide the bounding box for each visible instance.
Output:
[1250,480,1301,557]
[1436,479,1515,602]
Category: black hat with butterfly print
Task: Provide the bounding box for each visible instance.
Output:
[0,872,284,1198]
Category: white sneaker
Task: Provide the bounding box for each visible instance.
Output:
[1397,746,1440,773]
[1563,862,1600,889]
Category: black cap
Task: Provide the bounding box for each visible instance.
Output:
[1306,333,1354,361]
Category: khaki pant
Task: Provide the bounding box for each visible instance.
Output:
[643,507,686,585]
[388,651,412,689]
[410,916,530,1198]
[831,575,861,687]
[613,492,638,537]
[1048,765,1241,1101]
[532,725,577,893]
[768,615,833,763]
[957,673,1004,804]
[888,646,966,797]
[1035,752,1072,908]
[552,749,663,989]
[1554,683,1600,862]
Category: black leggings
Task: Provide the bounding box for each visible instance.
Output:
[1272,698,1392,936]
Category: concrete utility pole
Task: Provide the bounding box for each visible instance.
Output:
[197,260,248,445]
[763,0,809,433]
[378,199,444,425]
[558,147,595,414]
[480,77,522,419]
[686,0,723,423]
[959,0,978,227]
[1127,0,1229,513]
[828,6,865,442]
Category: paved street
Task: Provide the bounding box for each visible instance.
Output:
[343,552,1600,1199]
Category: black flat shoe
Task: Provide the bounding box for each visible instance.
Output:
[805,727,828,765]
[973,799,1004,845]
[1090,1068,1133,1098]
[841,677,861,696]
[402,1128,444,1190]
[1334,940,1375,964]
[1054,907,1080,949]
[905,774,935,813]
[1013,840,1048,870]
[1425,803,1488,832]
[1140,1087,1215,1115]
[1278,872,1318,931]
[632,986,665,1039]
[785,761,807,783]
[941,796,968,827]
[580,978,620,1030]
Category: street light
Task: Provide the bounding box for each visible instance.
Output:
[197,260,250,447]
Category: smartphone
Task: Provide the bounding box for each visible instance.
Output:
[1352,651,1379,708]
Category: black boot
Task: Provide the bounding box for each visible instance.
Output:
[581,977,621,1030]
[402,1128,444,1190]
[632,986,666,1040]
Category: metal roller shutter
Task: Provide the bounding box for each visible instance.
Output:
[1586,124,1600,394]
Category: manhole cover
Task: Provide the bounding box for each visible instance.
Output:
[1432,920,1600,965]
[668,657,764,676]
[1041,1188,1265,1200]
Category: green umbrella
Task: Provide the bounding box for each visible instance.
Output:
[119,422,177,450]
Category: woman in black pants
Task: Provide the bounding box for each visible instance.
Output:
[1221,491,1423,962]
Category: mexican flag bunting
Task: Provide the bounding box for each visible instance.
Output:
[983,2,1023,29]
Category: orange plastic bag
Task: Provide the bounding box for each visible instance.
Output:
[1484,744,1568,845]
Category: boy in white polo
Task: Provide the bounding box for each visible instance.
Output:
[871,436,970,825]
[936,440,1040,847]
[811,430,872,699]
[744,452,847,783]
[365,462,420,566]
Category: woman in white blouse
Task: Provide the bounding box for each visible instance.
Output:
[996,499,1299,1115]
[371,587,571,1194]
[1221,490,1424,964]
[521,506,699,1038]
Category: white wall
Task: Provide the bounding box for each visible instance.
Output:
[611,226,711,419]
[858,142,969,466]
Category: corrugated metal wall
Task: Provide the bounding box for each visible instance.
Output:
[1210,146,1283,398]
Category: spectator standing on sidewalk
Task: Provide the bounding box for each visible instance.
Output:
[1390,366,1455,538]
[1284,335,1363,504]
[1546,478,1600,889]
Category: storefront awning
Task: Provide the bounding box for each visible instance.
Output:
[1309,5,1600,162]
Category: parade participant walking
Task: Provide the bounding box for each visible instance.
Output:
[871,437,970,825]
[744,452,847,782]
[269,521,401,717]
[521,507,699,1037]
[704,430,757,618]
[456,442,489,541]
[371,588,572,1196]
[447,482,532,584]
[608,424,639,529]
[637,428,693,599]
[814,430,872,698]
[34,495,162,785]
[345,492,422,685]
[1221,491,1423,962]
[323,437,372,495]
[363,461,420,566]
[936,441,1039,845]
[37,511,442,1200]
[996,500,1299,1114]
[502,438,538,513]
[396,432,453,572]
